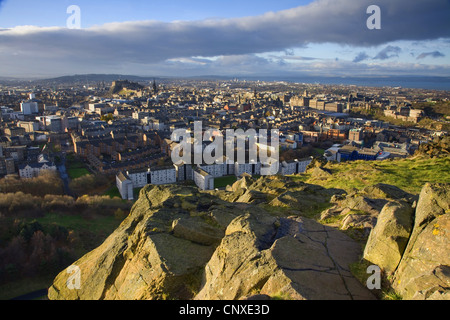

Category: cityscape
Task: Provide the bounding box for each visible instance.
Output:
[0,0,449,307]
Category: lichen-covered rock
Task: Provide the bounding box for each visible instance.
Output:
[195,215,375,300]
[361,184,415,202]
[363,201,414,274]
[392,183,450,300]
[48,179,375,300]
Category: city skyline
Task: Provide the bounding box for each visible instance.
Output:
[0,0,449,80]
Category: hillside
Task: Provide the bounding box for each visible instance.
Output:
[47,155,450,300]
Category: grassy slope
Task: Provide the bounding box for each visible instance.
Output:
[298,156,450,194]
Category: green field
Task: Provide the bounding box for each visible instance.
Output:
[66,155,91,180]
[35,212,121,236]
[67,167,91,179]
[303,156,450,194]
[214,176,238,188]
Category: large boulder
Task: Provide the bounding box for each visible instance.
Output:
[363,201,414,274]
[393,183,450,299]
[48,185,222,300]
[361,184,415,202]
[392,183,450,300]
[195,215,375,300]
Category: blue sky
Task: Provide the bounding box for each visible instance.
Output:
[0,0,311,27]
[0,0,449,79]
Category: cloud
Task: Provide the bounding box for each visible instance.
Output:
[417,51,445,59]
[280,56,321,61]
[353,52,370,63]
[0,0,449,77]
[373,45,402,60]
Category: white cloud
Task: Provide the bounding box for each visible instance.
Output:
[0,0,449,77]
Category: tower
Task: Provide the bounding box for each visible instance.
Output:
[152,79,158,95]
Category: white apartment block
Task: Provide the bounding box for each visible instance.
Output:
[150,166,177,185]
[234,161,261,177]
[199,162,226,178]
[18,162,57,179]
[126,169,151,188]
[297,157,313,173]
[116,171,134,201]
[193,167,214,191]
[281,160,298,175]
[20,100,39,115]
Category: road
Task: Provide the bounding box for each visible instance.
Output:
[57,153,75,197]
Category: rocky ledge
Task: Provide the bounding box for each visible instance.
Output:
[47,176,449,300]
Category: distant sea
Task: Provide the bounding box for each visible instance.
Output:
[239,75,450,91]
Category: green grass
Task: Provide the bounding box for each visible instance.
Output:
[214,176,238,188]
[314,148,325,156]
[0,276,54,300]
[104,186,122,199]
[35,212,120,235]
[67,167,91,179]
[66,155,91,179]
[306,157,450,194]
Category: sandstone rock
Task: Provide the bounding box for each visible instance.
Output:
[394,212,450,299]
[363,201,414,274]
[341,213,377,232]
[47,177,381,301]
[195,215,376,300]
[48,185,218,300]
[393,183,450,300]
[339,194,387,215]
[172,217,224,246]
[362,184,415,202]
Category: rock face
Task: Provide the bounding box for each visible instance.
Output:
[363,182,450,300]
[196,214,374,300]
[47,176,450,300]
[363,201,414,274]
[392,183,450,300]
[48,178,375,300]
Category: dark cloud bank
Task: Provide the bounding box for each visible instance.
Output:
[0,0,449,76]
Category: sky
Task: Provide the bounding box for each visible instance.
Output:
[0,0,449,79]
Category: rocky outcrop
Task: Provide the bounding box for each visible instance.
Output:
[414,136,450,158]
[47,176,449,300]
[392,183,450,300]
[320,184,416,239]
[363,182,450,300]
[48,178,374,300]
[363,201,414,274]
[196,214,374,300]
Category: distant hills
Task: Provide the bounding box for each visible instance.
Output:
[1,73,449,90]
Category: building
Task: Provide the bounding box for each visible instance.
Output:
[0,157,15,176]
[174,161,194,182]
[18,159,57,178]
[280,160,298,175]
[199,162,227,178]
[324,102,343,113]
[116,171,134,200]
[234,160,261,177]
[149,166,177,185]
[126,169,151,188]
[17,121,40,133]
[20,100,39,115]
[324,144,343,161]
[297,157,313,173]
[193,167,214,190]
[349,128,363,142]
